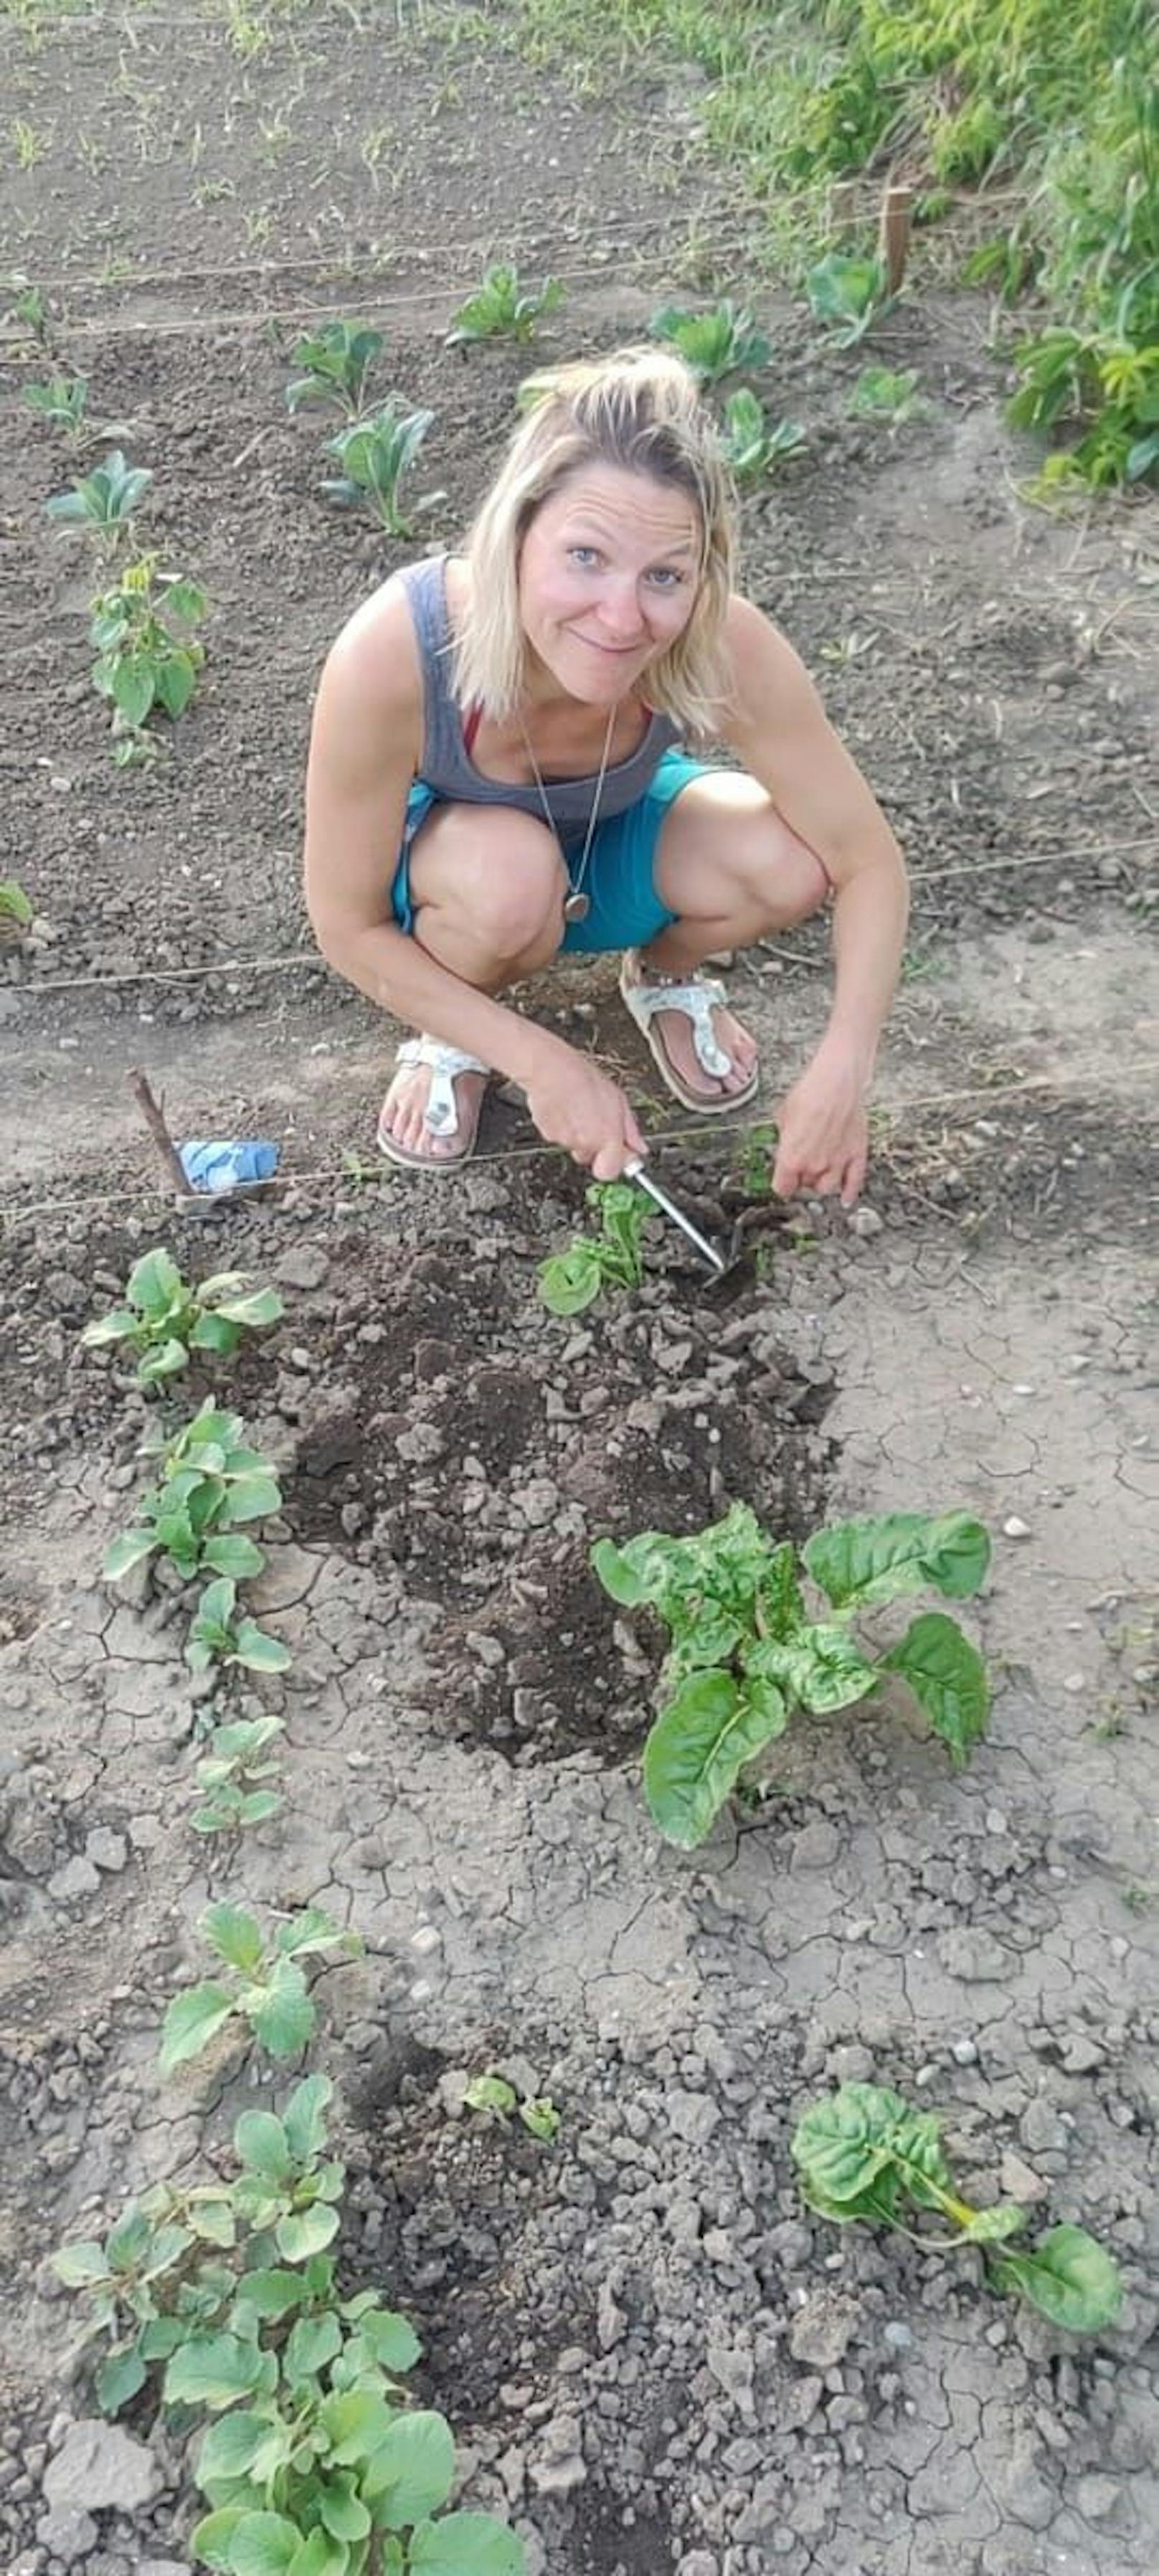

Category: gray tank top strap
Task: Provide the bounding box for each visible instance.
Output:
[397,554,680,827]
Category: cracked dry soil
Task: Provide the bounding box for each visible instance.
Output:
[1,4,1158,2574]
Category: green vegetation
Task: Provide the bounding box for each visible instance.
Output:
[187,1580,293,1682]
[321,401,441,535]
[446,259,564,344]
[538,1179,656,1315]
[793,2082,1123,2331]
[805,251,894,346]
[0,878,33,935]
[158,1903,362,2076]
[285,321,384,417]
[88,555,208,762]
[594,1501,991,1846]
[649,297,770,381]
[83,1248,283,1387]
[850,363,927,423]
[191,1714,287,1835]
[44,447,151,553]
[104,1400,284,1586]
[720,388,805,480]
[463,2073,562,2140]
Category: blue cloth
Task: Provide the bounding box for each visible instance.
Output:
[179,1140,280,1194]
[390,747,712,956]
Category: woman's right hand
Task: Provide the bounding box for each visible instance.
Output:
[524,1037,646,1180]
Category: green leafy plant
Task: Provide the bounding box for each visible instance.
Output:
[24,372,133,448]
[321,400,442,536]
[87,553,208,760]
[729,1120,778,1199]
[83,1247,283,1386]
[104,1400,283,1586]
[593,1501,991,1847]
[43,446,152,554]
[192,1714,286,1834]
[649,298,771,382]
[719,387,805,482]
[13,280,49,338]
[849,364,928,423]
[1008,327,1159,488]
[805,253,894,347]
[793,2081,1123,2334]
[188,1584,292,1682]
[0,878,33,940]
[538,1179,656,1317]
[159,1904,362,2076]
[285,321,383,417]
[446,259,564,344]
[463,2072,561,2141]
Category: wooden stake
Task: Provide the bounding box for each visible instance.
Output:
[879,179,914,294]
[126,1066,190,1201]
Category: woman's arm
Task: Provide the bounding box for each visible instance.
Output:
[719,595,909,1200]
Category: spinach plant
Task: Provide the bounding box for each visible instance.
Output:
[83,1247,283,1385]
[593,1501,991,1846]
[649,299,770,382]
[447,260,564,344]
[188,1582,291,1681]
[793,2082,1123,2334]
[463,2073,561,2142]
[321,400,441,536]
[192,1714,285,1835]
[285,321,384,417]
[105,1400,283,1585]
[159,1903,362,2076]
[89,553,207,760]
[538,1180,656,1317]
[720,387,805,483]
[44,447,152,554]
[805,252,894,347]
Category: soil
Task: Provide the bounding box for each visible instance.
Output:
[1,7,1157,2576]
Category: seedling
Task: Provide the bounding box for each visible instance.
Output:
[285,320,383,417]
[730,1120,777,1199]
[850,364,927,424]
[12,280,49,339]
[447,260,564,346]
[187,1582,291,1681]
[159,1902,363,2075]
[191,1713,285,1834]
[44,447,152,555]
[793,2082,1122,2334]
[539,1179,656,1316]
[321,399,442,536]
[25,373,85,440]
[82,1247,283,1386]
[104,1400,283,1586]
[594,1501,991,1847]
[0,879,33,942]
[805,253,894,347]
[88,554,207,758]
[463,2072,562,2141]
[719,387,805,483]
[649,298,770,382]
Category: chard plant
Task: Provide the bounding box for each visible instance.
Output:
[850,364,927,425]
[192,1714,286,1835]
[82,1246,283,1386]
[593,1501,991,1848]
[805,252,894,347]
[447,259,564,346]
[321,400,442,537]
[793,2082,1123,2335]
[89,553,208,760]
[188,1582,291,1681]
[649,299,770,382]
[538,1179,656,1317]
[285,321,384,418]
[105,1400,283,1586]
[463,2073,561,2142]
[720,388,805,483]
[44,446,152,555]
[159,1902,363,2076]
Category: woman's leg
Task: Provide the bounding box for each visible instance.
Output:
[381,801,567,1162]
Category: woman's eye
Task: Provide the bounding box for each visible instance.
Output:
[648,568,681,588]
[569,545,600,567]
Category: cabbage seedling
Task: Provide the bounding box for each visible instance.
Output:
[44,446,152,555]
[105,1400,283,1585]
[649,299,771,382]
[539,1179,656,1316]
[464,2072,562,2141]
[285,319,384,416]
[89,553,207,757]
[594,1501,991,1846]
[721,388,805,484]
[447,259,564,344]
[191,1712,285,1834]
[793,2082,1123,2334]
[321,398,442,536]
[850,364,927,424]
[82,1245,282,1385]
[187,1581,291,1681]
[159,1902,363,2075]
[805,252,894,347]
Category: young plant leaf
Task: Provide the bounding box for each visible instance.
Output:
[281,2072,333,2165]
[159,1983,237,2075]
[96,2344,148,2415]
[234,2108,292,2184]
[362,2409,456,2522]
[803,1511,990,1610]
[408,2515,526,2575]
[884,1610,990,1768]
[643,1668,788,1848]
[990,2224,1123,2333]
[221,2511,303,2575]
[275,2203,339,2263]
[164,2331,268,2410]
[204,1902,265,1973]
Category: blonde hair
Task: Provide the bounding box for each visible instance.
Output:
[453,346,737,737]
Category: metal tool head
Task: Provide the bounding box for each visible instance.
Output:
[624,1155,728,1278]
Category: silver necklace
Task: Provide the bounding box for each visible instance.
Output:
[517,704,618,925]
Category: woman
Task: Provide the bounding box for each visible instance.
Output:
[304,346,908,1197]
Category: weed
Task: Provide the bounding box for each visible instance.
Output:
[539,1179,656,1316]
[720,387,805,483]
[321,400,443,535]
[82,1246,281,1387]
[793,2081,1122,2332]
[12,279,49,338]
[649,297,770,381]
[191,1713,286,1833]
[11,118,49,169]
[44,448,151,557]
[104,1400,284,1587]
[0,879,34,938]
[1122,1883,1150,1914]
[285,320,384,417]
[158,1902,362,2075]
[850,363,928,423]
[187,1579,292,1682]
[594,1501,991,1846]
[805,252,894,347]
[730,1120,778,1197]
[24,373,89,442]
[463,2072,562,2141]
[447,259,564,344]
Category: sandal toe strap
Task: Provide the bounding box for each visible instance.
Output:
[625,976,733,1079]
[396,1036,489,1141]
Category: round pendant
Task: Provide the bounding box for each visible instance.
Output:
[563,890,590,924]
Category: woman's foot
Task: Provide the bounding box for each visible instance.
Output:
[620,950,760,1111]
[377,1037,491,1168]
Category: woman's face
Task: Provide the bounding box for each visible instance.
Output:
[517,461,703,707]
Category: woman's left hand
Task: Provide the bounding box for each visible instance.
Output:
[771,1037,870,1206]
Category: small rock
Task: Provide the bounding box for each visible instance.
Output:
[274,1245,329,1291]
[848,1205,882,1238]
[1074,2473,1122,2522]
[85,1827,128,1874]
[1061,2034,1105,2075]
[950,2037,978,2066]
[47,1856,101,1902]
[529,2415,586,2496]
[36,2506,97,2555]
[881,2320,912,2353]
[788,2290,858,2369]
[789,1821,841,1872]
[42,2417,161,2514]
[1003,1516,1031,1539]
[939,1927,1011,1982]
[596,2280,626,2352]
[999,2150,1049,2204]
[666,2089,722,2147]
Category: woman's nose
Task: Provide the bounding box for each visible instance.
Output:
[597,580,645,641]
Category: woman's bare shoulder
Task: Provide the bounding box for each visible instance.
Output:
[321,572,423,714]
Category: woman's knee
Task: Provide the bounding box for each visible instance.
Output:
[411,805,567,958]
[660,778,830,930]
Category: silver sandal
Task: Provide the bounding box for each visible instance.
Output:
[619,950,760,1115]
[377,1035,490,1169]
